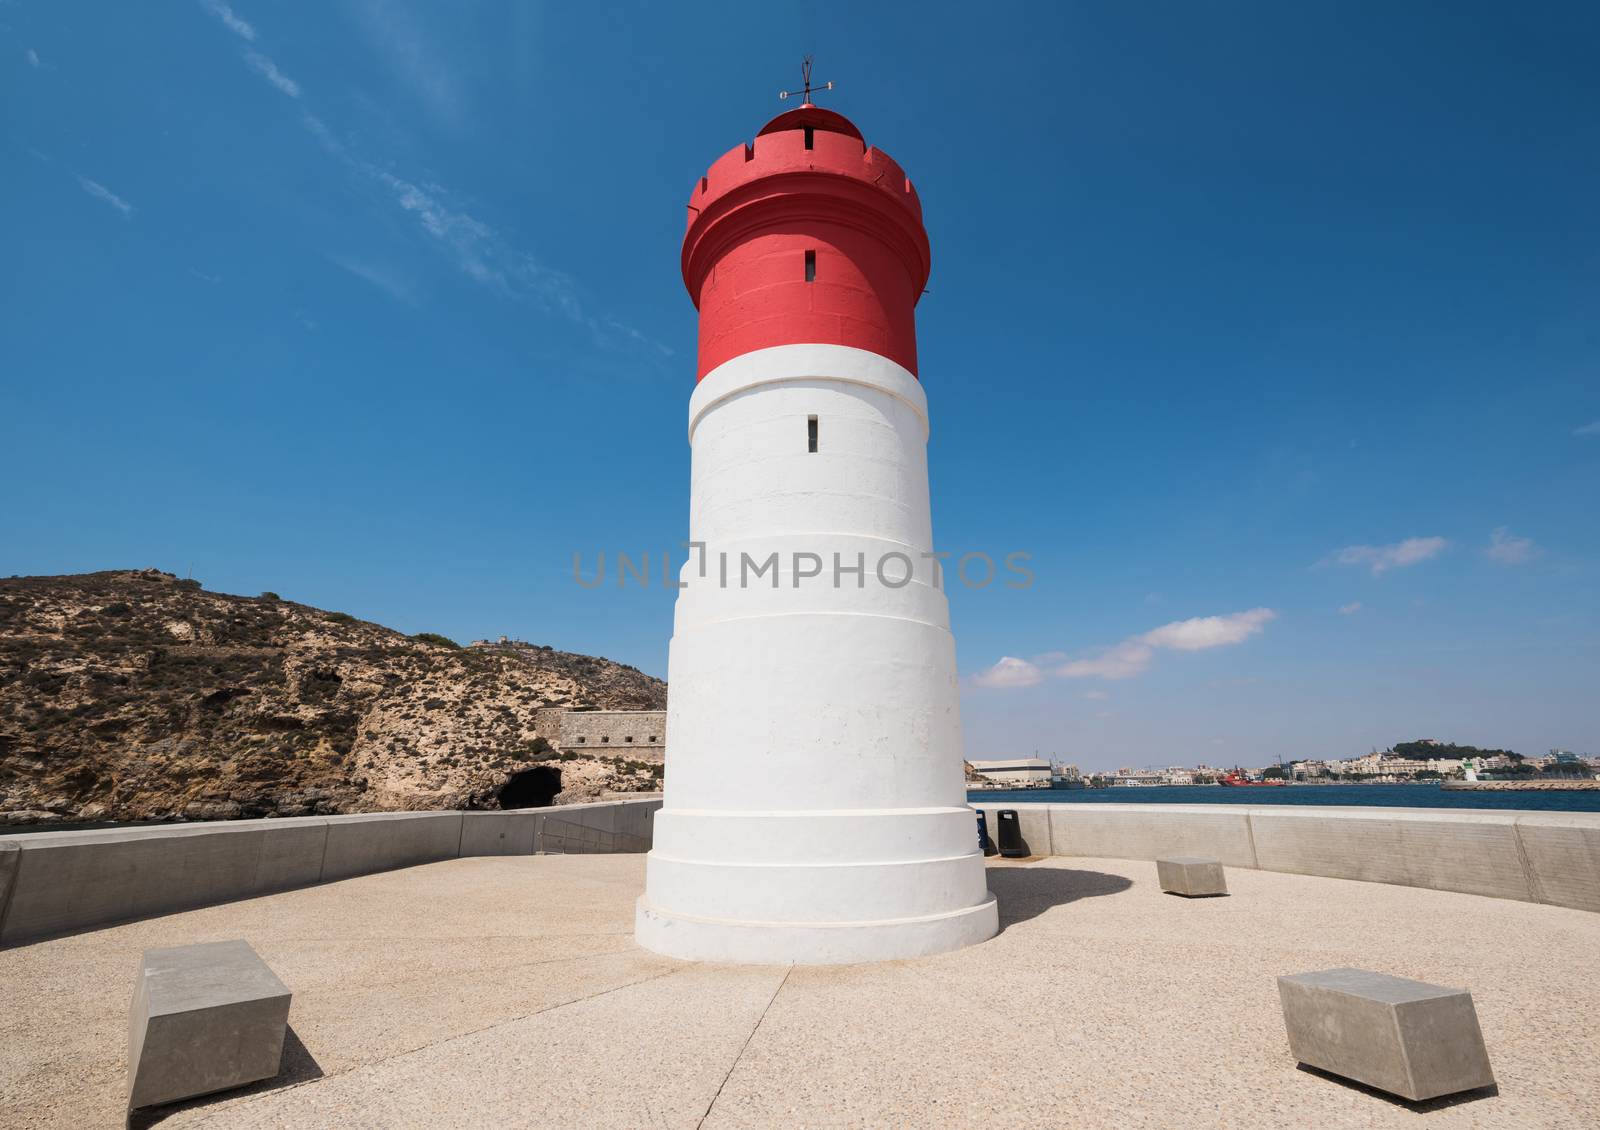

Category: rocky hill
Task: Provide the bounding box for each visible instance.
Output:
[466,638,666,710]
[0,570,667,826]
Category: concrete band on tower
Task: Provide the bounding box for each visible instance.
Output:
[635,104,997,965]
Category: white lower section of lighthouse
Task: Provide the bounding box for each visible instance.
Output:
[635,343,998,964]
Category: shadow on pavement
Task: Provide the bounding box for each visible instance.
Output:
[1295,1064,1500,1111]
[986,865,1134,928]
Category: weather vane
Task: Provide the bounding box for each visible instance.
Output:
[778,55,834,105]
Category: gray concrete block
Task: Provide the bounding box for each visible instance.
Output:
[459,812,542,856]
[1048,804,1257,867]
[129,939,292,1109]
[320,813,464,882]
[1157,856,1228,897]
[1278,968,1494,1102]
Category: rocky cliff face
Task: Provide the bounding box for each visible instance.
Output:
[0,570,667,825]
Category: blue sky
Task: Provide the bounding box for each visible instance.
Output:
[3,2,1596,768]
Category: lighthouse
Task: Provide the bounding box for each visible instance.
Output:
[634,88,998,964]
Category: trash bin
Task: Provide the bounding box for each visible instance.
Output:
[976,811,996,856]
[997,809,1027,857]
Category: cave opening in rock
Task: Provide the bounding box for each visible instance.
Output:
[498,766,561,809]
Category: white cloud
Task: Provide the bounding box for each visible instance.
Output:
[1330,536,1449,576]
[974,607,1277,689]
[202,1,256,42]
[1574,420,1600,437]
[1485,527,1540,565]
[1338,601,1363,615]
[971,656,1043,689]
[1057,640,1155,680]
[245,50,300,97]
[25,47,40,68]
[1138,608,1276,652]
[77,176,133,217]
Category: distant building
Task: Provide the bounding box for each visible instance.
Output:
[968,758,1052,786]
[1109,769,1164,786]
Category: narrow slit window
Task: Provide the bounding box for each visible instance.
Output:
[804,126,814,150]
[804,249,816,282]
[807,415,818,453]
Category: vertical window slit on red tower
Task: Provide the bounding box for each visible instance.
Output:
[804,126,814,150]
[807,415,818,453]
[804,249,816,282]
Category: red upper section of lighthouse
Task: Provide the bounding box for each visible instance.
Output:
[682,105,931,380]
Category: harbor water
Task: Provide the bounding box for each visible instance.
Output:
[967,782,1600,813]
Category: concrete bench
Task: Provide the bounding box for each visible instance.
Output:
[1277,968,1494,1102]
[1156,856,1228,897]
[129,939,292,1110]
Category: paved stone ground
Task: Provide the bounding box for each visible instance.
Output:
[2,855,1596,1128]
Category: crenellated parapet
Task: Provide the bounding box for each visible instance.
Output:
[680,105,932,379]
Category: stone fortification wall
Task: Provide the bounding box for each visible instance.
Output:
[536,708,666,761]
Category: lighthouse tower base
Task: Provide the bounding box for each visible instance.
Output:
[635,805,998,965]
[635,893,999,966]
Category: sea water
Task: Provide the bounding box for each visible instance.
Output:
[968,782,1600,812]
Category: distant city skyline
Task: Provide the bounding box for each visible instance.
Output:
[3,2,1596,768]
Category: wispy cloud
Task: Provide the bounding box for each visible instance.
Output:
[1338,601,1363,615]
[202,1,256,42]
[1485,527,1540,565]
[1575,420,1600,437]
[188,268,221,285]
[204,2,296,97]
[1083,689,1109,700]
[328,254,417,305]
[973,608,1277,688]
[196,5,669,361]
[349,0,465,129]
[25,47,41,68]
[245,50,300,97]
[77,176,133,217]
[1328,536,1450,576]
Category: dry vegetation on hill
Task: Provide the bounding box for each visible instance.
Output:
[0,570,666,825]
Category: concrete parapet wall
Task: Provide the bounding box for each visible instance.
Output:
[0,798,663,948]
[459,811,543,856]
[320,812,466,883]
[969,802,1600,913]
